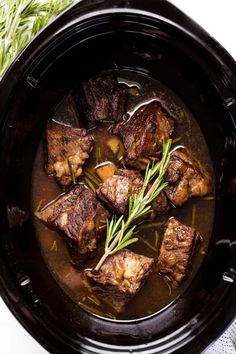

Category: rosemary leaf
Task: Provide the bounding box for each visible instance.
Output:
[191,204,197,227]
[67,159,76,184]
[84,169,101,185]
[84,177,96,192]
[154,230,159,248]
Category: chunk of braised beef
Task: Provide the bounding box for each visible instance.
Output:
[112,101,174,169]
[51,94,81,127]
[79,75,127,123]
[35,184,110,267]
[151,192,170,215]
[84,249,154,312]
[165,149,211,206]
[97,169,143,214]
[46,120,93,186]
[158,217,200,283]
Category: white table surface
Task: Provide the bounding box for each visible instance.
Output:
[1,1,236,353]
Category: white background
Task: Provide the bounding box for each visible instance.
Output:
[1,1,236,353]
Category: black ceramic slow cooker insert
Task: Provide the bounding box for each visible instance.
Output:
[0,1,235,353]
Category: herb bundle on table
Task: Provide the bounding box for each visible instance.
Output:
[94,139,172,272]
[0,0,73,78]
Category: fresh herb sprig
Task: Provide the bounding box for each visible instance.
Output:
[94,139,172,272]
[0,0,73,78]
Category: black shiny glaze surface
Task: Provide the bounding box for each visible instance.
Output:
[0,1,235,353]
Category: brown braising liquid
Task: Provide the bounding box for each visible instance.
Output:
[31,71,215,320]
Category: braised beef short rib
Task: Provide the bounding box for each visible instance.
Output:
[79,75,127,123]
[97,169,143,214]
[158,217,201,283]
[35,184,110,266]
[85,249,154,312]
[165,149,211,206]
[45,120,93,186]
[112,101,174,169]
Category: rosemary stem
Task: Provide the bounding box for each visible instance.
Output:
[94,229,122,272]
[95,204,141,271]
[94,251,109,272]
[145,175,162,200]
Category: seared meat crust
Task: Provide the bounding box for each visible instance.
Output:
[46,120,93,186]
[165,149,211,206]
[80,75,126,123]
[85,249,154,312]
[35,184,110,266]
[113,101,174,169]
[158,218,200,283]
[97,169,143,214]
[97,168,170,216]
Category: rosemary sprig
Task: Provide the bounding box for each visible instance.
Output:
[94,139,172,272]
[138,235,157,252]
[0,0,73,78]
